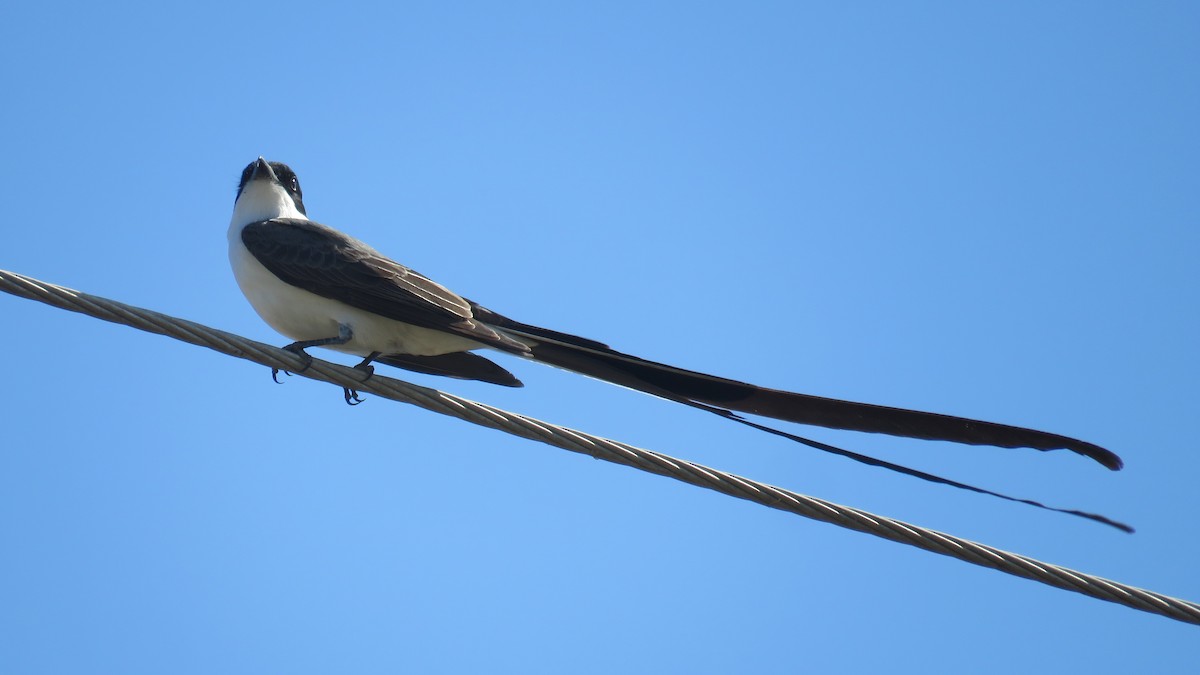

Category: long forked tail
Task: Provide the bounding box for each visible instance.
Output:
[479,316,1131,531]
[487,316,1123,471]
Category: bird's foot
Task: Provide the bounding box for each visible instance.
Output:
[353,351,381,378]
[281,342,316,373]
[342,352,380,405]
[271,343,314,383]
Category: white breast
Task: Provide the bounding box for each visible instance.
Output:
[227,219,483,358]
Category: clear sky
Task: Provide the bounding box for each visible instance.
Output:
[2,2,1197,672]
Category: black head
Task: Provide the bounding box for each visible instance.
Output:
[235,157,306,215]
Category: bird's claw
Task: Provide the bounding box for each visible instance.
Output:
[271,342,371,406]
[281,343,315,374]
[342,353,378,405]
[340,357,372,403]
[270,344,313,385]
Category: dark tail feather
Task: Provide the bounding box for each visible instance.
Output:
[376,352,523,387]
[504,325,1122,470]
[519,339,1131,532]
[722,408,1133,532]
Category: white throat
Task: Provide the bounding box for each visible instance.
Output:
[230,180,307,228]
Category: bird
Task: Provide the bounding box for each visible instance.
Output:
[228,157,1128,529]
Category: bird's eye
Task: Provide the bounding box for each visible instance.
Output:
[290,177,300,191]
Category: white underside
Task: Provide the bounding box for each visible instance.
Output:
[227,178,484,357]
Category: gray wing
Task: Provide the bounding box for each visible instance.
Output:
[241,218,528,353]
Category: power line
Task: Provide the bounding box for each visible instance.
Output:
[2,267,1196,626]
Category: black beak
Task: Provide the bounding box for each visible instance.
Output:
[249,156,277,183]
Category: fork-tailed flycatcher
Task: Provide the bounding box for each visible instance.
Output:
[228,157,1128,529]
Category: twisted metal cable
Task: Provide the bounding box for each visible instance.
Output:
[2,267,1197,626]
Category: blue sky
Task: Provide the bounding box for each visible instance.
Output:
[2,2,1198,672]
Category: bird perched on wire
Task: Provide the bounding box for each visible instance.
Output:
[227,157,1128,531]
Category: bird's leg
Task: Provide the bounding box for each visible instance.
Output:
[271,323,355,383]
[343,351,382,406]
